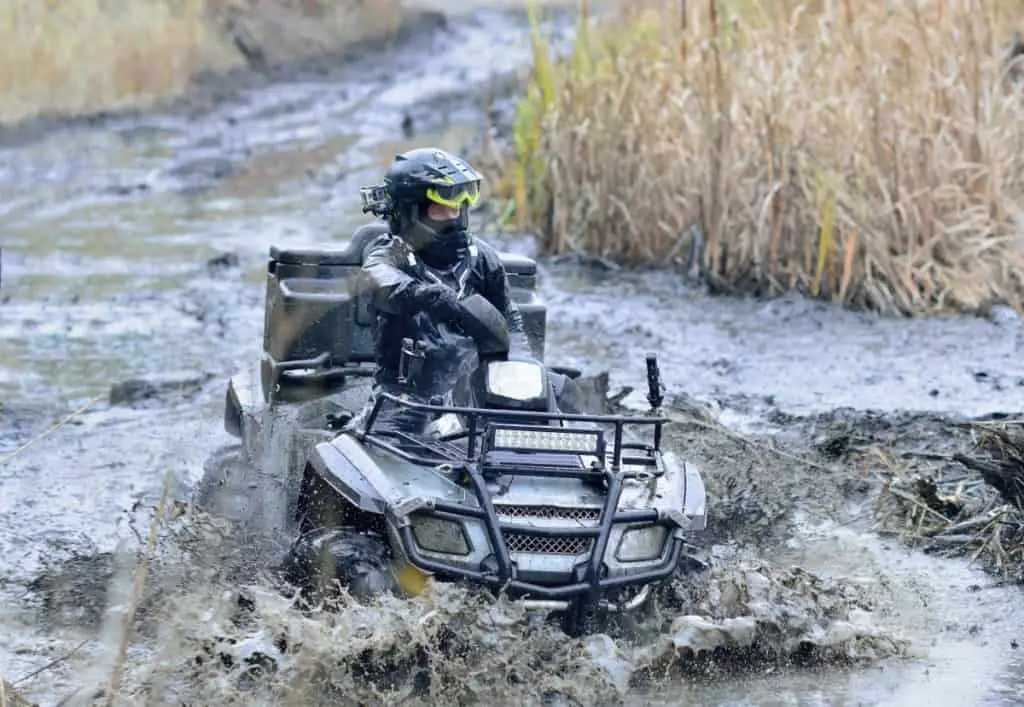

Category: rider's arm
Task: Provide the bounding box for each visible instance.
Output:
[357,236,459,318]
[478,246,533,356]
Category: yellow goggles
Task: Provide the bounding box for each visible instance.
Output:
[426,181,481,210]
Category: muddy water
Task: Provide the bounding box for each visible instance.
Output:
[535,265,1024,419]
[1,5,1023,705]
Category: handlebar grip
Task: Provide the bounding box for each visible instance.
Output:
[645,353,664,408]
[645,353,659,382]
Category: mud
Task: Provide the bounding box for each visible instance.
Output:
[13,402,1018,706]
[2,3,1024,705]
[532,265,1024,420]
[102,555,907,707]
[11,429,914,707]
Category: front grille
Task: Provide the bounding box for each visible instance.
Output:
[494,504,601,523]
[505,533,593,555]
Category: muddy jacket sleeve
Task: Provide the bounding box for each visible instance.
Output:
[357,235,456,317]
[478,245,533,357]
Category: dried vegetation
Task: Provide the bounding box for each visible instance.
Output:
[492,0,1024,315]
[0,0,407,126]
[874,421,1024,582]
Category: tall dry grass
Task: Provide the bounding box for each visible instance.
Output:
[0,0,407,127]
[501,0,1024,315]
[0,0,240,125]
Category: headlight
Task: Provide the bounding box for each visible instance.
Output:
[486,360,545,401]
[615,525,668,562]
[410,514,470,555]
[490,425,604,455]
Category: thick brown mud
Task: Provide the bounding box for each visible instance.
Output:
[2,4,1024,706]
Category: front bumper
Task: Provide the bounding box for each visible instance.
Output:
[389,469,690,610]
[398,523,683,610]
[506,585,653,614]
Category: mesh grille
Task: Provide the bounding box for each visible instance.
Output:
[494,505,601,522]
[505,533,593,555]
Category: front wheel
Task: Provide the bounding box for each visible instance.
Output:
[562,598,608,637]
[273,526,396,606]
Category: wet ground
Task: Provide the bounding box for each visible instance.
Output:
[2,3,1024,705]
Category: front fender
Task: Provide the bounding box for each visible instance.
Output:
[672,451,708,531]
[305,434,392,516]
[224,383,243,438]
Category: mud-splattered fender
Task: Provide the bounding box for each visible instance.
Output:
[306,435,395,515]
[663,450,708,531]
[224,378,244,438]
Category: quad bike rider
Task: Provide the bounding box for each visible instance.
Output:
[242,148,709,637]
[350,147,582,433]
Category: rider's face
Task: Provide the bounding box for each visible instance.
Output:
[426,202,460,223]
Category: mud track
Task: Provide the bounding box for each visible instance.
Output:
[2,4,1024,706]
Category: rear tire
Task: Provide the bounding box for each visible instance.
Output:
[274,526,396,606]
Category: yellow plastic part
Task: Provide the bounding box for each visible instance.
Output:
[393,561,432,596]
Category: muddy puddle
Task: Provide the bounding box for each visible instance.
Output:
[2,3,1023,705]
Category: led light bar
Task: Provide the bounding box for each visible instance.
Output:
[489,425,604,455]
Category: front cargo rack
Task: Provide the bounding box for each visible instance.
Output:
[348,391,685,602]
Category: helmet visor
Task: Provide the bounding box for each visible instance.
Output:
[426,181,481,210]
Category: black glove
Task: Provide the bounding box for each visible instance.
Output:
[415,283,464,323]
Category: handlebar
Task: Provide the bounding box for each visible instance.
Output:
[645,353,664,410]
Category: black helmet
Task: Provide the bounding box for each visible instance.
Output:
[382,147,483,253]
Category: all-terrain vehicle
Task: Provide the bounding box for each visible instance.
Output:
[219,222,708,634]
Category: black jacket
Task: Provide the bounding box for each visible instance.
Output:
[355,233,530,386]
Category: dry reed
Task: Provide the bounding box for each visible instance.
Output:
[0,395,105,466]
[1,676,36,707]
[873,422,1024,581]
[0,0,238,125]
[0,0,407,126]
[103,470,173,706]
[504,0,1024,315]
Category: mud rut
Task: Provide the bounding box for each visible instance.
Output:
[2,6,1024,706]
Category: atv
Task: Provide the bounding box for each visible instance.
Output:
[218,222,708,635]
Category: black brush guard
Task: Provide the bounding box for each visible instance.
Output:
[351,390,687,604]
